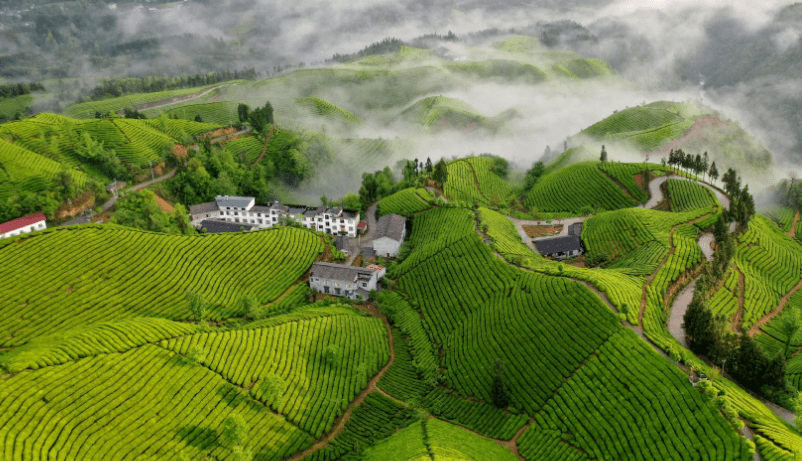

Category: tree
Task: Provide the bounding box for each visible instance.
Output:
[186,344,206,363]
[709,161,719,185]
[432,159,448,187]
[173,203,195,235]
[194,113,203,123]
[425,157,433,174]
[248,102,274,134]
[702,152,709,182]
[238,295,261,320]
[324,344,339,367]
[402,160,417,183]
[260,373,287,406]
[789,172,798,197]
[728,333,769,391]
[230,446,253,461]
[237,103,251,123]
[320,194,328,207]
[524,161,545,191]
[490,359,510,408]
[222,413,249,447]
[683,299,717,358]
[342,192,361,210]
[599,145,607,163]
[185,291,208,321]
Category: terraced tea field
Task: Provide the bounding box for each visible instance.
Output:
[0,225,324,346]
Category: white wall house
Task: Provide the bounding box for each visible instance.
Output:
[309,262,385,300]
[372,214,406,257]
[189,196,360,237]
[0,213,47,239]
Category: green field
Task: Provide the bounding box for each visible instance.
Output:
[62,83,240,119]
[0,225,324,346]
[573,101,707,151]
[0,306,387,460]
[377,187,433,216]
[525,162,639,213]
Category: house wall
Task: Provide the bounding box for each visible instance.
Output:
[373,237,402,257]
[0,220,47,239]
[195,203,359,237]
[309,273,378,299]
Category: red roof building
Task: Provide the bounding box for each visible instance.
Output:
[0,213,47,237]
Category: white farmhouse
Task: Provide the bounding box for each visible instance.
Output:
[188,195,360,237]
[372,214,406,257]
[309,262,385,300]
[0,213,47,239]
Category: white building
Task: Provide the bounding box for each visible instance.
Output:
[0,213,47,239]
[372,214,406,257]
[189,195,360,237]
[309,262,385,300]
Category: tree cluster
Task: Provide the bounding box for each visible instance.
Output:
[0,81,45,100]
[329,37,405,63]
[666,149,716,182]
[243,102,274,135]
[111,190,194,235]
[359,167,398,208]
[523,161,545,191]
[0,168,106,223]
[720,168,755,227]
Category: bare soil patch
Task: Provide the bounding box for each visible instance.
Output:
[634,172,645,190]
[522,224,563,238]
[154,194,174,213]
[651,115,726,157]
[56,191,96,219]
[172,144,189,158]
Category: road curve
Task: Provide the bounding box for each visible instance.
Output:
[642,175,730,210]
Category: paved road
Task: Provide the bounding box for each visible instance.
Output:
[345,202,377,265]
[61,169,177,225]
[642,175,730,210]
[210,127,251,144]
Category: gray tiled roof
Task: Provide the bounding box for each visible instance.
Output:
[189,201,218,215]
[199,220,256,233]
[251,206,271,213]
[215,195,254,209]
[341,209,359,219]
[374,214,406,241]
[568,223,584,236]
[311,262,376,283]
[535,235,582,255]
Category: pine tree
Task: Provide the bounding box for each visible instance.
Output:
[599,145,607,163]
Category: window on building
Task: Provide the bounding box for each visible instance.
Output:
[335,288,341,295]
[324,286,330,294]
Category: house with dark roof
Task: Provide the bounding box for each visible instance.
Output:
[534,235,583,259]
[189,202,220,222]
[372,214,406,257]
[309,262,385,300]
[199,220,257,233]
[0,213,47,239]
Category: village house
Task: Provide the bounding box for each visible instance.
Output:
[309,262,386,300]
[372,213,406,257]
[0,213,47,239]
[534,223,584,259]
[189,195,360,237]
